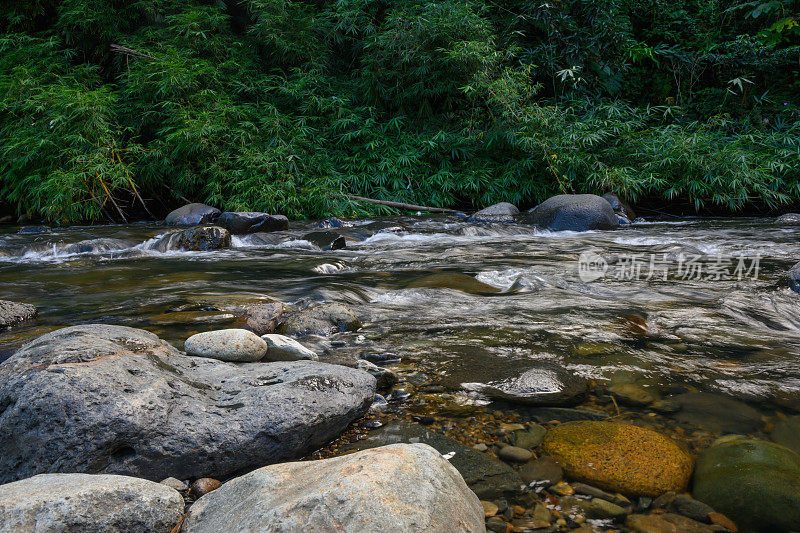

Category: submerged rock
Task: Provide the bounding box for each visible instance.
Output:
[217,212,289,234]
[407,272,501,294]
[261,334,318,361]
[0,325,375,483]
[355,359,399,389]
[468,202,519,223]
[165,203,221,226]
[0,473,184,533]
[243,302,284,336]
[625,513,717,533]
[149,226,231,252]
[479,364,588,406]
[17,225,51,234]
[0,300,37,329]
[280,302,361,337]
[525,194,619,232]
[693,437,800,533]
[541,421,693,497]
[771,415,800,454]
[62,238,133,254]
[183,443,484,533]
[339,421,523,499]
[671,392,763,433]
[302,230,346,250]
[184,328,268,362]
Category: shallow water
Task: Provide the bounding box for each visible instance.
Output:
[2,216,799,437]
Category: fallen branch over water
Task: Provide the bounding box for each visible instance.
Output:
[341,194,461,214]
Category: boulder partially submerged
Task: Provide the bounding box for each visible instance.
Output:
[0,300,37,329]
[526,194,619,231]
[165,203,221,226]
[0,324,375,484]
[183,444,485,533]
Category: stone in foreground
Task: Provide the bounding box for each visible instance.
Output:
[261,334,318,361]
[0,325,375,484]
[165,203,221,226]
[0,473,183,533]
[693,437,800,533]
[526,194,619,231]
[184,328,268,362]
[0,300,37,329]
[541,421,693,497]
[183,444,485,533]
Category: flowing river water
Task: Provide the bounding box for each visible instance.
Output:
[2,215,800,527]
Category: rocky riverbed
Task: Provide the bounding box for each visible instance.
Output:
[2,196,800,532]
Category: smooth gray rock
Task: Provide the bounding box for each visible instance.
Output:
[0,473,184,533]
[339,421,522,499]
[280,302,361,337]
[526,194,619,231]
[0,325,375,483]
[671,392,763,433]
[498,446,532,463]
[148,226,231,252]
[468,202,519,223]
[0,300,37,329]
[160,477,188,492]
[218,212,289,234]
[478,364,588,407]
[183,443,485,533]
[165,203,221,226]
[355,359,399,390]
[261,334,318,361]
[184,328,268,362]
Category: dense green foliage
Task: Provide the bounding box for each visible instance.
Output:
[1,0,799,222]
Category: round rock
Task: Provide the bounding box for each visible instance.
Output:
[165,203,221,226]
[184,329,268,362]
[541,421,693,497]
[260,334,318,361]
[0,300,37,329]
[481,364,588,406]
[525,194,619,232]
[498,446,533,464]
[280,302,361,337]
[0,473,184,532]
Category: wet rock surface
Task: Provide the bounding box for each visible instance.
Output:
[477,364,589,406]
[218,211,289,234]
[302,230,346,250]
[148,226,231,252]
[0,473,183,533]
[0,300,36,329]
[0,324,375,483]
[468,203,520,223]
[280,302,361,337]
[183,443,485,533]
[242,302,284,336]
[165,203,221,226]
[261,334,318,361]
[670,392,763,434]
[525,194,619,231]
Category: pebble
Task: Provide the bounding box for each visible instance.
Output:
[189,478,222,498]
[498,446,532,464]
[159,477,187,492]
[482,500,499,517]
[486,518,509,533]
[549,481,574,496]
[610,383,657,406]
[473,443,488,452]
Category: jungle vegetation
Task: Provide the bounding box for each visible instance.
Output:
[1,0,799,222]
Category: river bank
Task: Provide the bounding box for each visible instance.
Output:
[2,196,800,531]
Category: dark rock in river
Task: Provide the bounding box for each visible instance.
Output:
[0,325,375,484]
[693,437,800,533]
[467,202,520,223]
[280,302,361,337]
[602,192,636,220]
[0,299,37,329]
[302,230,346,250]
[149,226,231,252]
[62,238,133,255]
[776,213,800,224]
[0,473,184,533]
[318,217,345,228]
[339,421,523,499]
[218,211,289,234]
[243,302,284,336]
[479,364,589,406]
[165,203,221,226]
[787,260,800,293]
[670,392,763,433]
[18,225,51,234]
[525,194,619,232]
[407,272,501,294]
[183,444,484,533]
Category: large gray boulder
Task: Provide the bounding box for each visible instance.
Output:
[0,325,375,484]
[526,194,619,231]
[147,226,231,252]
[218,212,289,234]
[183,443,485,533]
[0,300,36,329]
[0,473,183,533]
[165,203,221,226]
